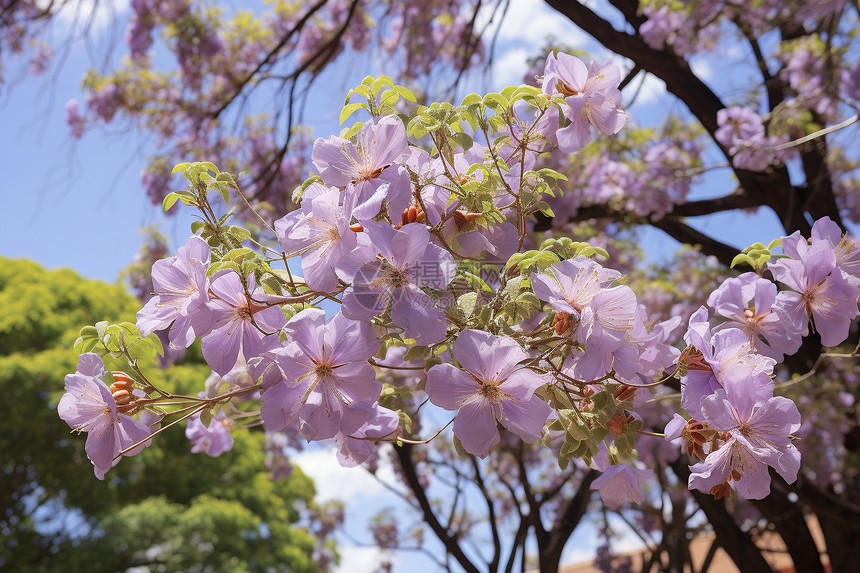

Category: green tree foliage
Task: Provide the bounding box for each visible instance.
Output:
[0,257,320,573]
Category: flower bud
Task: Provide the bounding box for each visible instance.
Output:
[613,384,637,402]
[710,482,731,500]
[607,412,635,435]
[110,371,134,394]
[677,346,712,375]
[112,389,132,406]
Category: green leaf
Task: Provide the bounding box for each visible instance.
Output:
[370,75,394,97]
[460,270,494,293]
[162,192,181,212]
[171,162,190,175]
[450,132,473,152]
[731,253,752,269]
[200,407,213,429]
[339,103,367,124]
[500,85,517,100]
[229,226,252,243]
[378,90,401,108]
[482,93,510,111]
[461,93,482,106]
[393,85,417,102]
[343,121,365,140]
[199,161,220,174]
[402,345,429,362]
[457,292,479,318]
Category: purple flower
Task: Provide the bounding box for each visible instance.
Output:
[261,309,381,441]
[681,308,775,420]
[58,354,153,480]
[542,53,626,153]
[137,235,212,350]
[201,272,286,376]
[809,216,860,282]
[707,272,803,360]
[338,222,456,345]
[335,404,400,467]
[425,330,551,458]
[311,115,411,222]
[274,185,358,292]
[591,464,654,509]
[689,390,801,500]
[714,106,787,171]
[531,257,639,380]
[628,306,682,379]
[185,410,235,457]
[531,257,621,318]
[65,99,85,138]
[715,106,765,149]
[769,240,860,347]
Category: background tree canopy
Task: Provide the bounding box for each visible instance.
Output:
[0,257,330,573]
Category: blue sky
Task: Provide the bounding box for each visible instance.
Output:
[0,0,799,285]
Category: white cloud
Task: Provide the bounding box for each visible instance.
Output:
[334,545,398,573]
[49,0,130,35]
[293,446,401,504]
[479,0,595,89]
[490,0,590,49]
[490,47,533,90]
[690,56,714,81]
[631,73,667,106]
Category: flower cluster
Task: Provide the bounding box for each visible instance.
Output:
[714,106,791,172]
[666,216,860,499]
[57,53,860,513]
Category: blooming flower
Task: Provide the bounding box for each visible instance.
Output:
[261,309,381,441]
[185,410,235,457]
[201,271,287,376]
[274,184,358,292]
[689,389,801,500]
[591,464,654,509]
[338,221,455,345]
[335,404,400,467]
[311,115,411,222]
[58,354,153,479]
[769,240,860,347]
[707,272,803,360]
[425,330,551,458]
[807,216,860,282]
[531,257,639,380]
[681,307,775,420]
[136,235,212,349]
[541,53,626,153]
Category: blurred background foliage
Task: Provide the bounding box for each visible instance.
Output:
[0,256,324,573]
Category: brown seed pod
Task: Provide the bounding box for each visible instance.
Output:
[112,389,132,406]
[613,384,637,402]
[607,413,627,435]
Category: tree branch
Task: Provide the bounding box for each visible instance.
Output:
[393,444,480,573]
[669,460,776,573]
[470,456,502,572]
